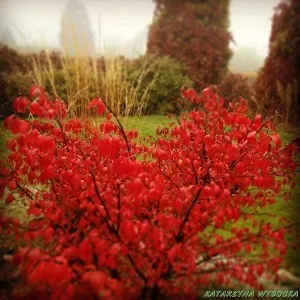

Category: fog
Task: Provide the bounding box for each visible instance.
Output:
[0,0,281,71]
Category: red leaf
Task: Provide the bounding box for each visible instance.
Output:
[121,221,136,242]
[40,165,56,182]
[29,101,43,116]
[201,186,213,197]
[36,135,56,152]
[168,244,181,262]
[88,98,106,116]
[127,130,138,140]
[78,239,93,265]
[13,97,29,113]
[271,133,281,149]
[81,270,107,290]
[7,180,17,190]
[5,194,14,204]
[4,116,30,134]
[29,86,45,99]
[247,131,257,144]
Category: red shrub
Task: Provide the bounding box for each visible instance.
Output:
[0,86,298,299]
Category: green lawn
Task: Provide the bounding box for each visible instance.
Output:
[119,115,176,138]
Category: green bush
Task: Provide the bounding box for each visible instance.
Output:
[0,45,34,117]
[126,55,194,114]
[0,44,31,73]
[0,46,193,117]
[0,71,34,118]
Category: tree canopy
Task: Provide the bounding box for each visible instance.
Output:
[147,0,232,88]
[254,0,300,127]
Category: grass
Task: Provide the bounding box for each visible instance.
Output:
[279,131,296,145]
[1,117,295,155]
[119,115,175,138]
[0,122,9,159]
[31,49,157,117]
[287,173,300,275]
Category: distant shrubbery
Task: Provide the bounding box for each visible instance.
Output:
[0,46,193,117]
[126,55,193,114]
[0,26,298,134]
[217,73,252,107]
[0,46,141,117]
[0,45,33,117]
[0,45,31,73]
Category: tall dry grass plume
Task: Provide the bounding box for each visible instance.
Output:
[30,30,157,118]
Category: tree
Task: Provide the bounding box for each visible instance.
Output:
[254,0,300,128]
[147,0,232,89]
[59,0,95,56]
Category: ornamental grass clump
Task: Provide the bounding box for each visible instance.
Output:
[31,51,155,118]
[0,85,298,299]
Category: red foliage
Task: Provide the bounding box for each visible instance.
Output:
[254,0,300,126]
[88,98,106,116]
[0,86,298,299]
[217,73,252,107]
[147,0,232,88]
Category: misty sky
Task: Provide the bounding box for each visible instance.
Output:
[0,0,281,59]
